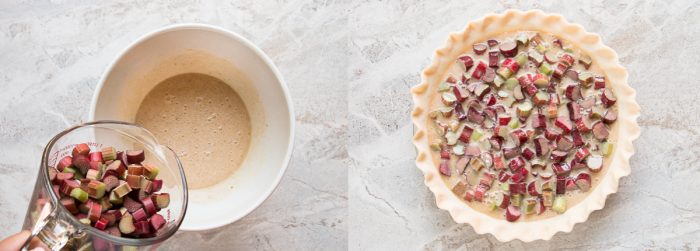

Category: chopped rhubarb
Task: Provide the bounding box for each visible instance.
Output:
[575,172,592,192]
[488,51,500,68]
[458,55,474,71]
[554,116,573,133]
[499,41,518,57]
[601,89,617,107]
[473,43,487,55]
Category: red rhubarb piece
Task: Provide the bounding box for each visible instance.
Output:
[488,51,499,68]
[439,160,451,177]
[531,113,547,129]
[467,107,485,124]
[72,143,90,157]
[459,126,473,143]
[496,193,511,209]
[552,162,571,177]
[560,53,575,67]
[95,218,109,230]
[474,184,488,202]
[498,170,511,183]
[499,41,518,57]
[455,103,467,121]
[123,197,143,213]
[73,155,90,175]
[453,86,468,103]
[565,84,582,101]
[556,177,566,194]
[575,172,592,192]
[521,147,535,161]
[440,149,450,159]
[575,147,591,161]
[493,154,506,170]
[594,76,606,89]
[458,55,474,71]
[571,130,584,147]
[509,183,526,194]
[473,43,487,55]
[550,150,568,162]
[89,152,103,163]
[601,89,617,107]
[503,146,521,159]
[489,136,503,151]
[510,129,529,146]
[552,63,567,79]
[150,214,167,231]
[592,121,609,140]
[506,205,521,222]
[508,156,526,172]
[556,136,574,151]
[56,156,73,172]
[141,197,157,216]
[574,117,592,133]
[603,110,617,124]
[533,137,549,156]
[554,117,573,133]
[498,116,512,126]
[487,39,499,47]
[527,181,540,196]
[565,177,578,191]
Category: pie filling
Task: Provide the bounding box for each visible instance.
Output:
[429,31,618,222]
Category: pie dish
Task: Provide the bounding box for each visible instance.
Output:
[411,10,640,241]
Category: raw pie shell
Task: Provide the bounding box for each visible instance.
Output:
[410,9,641,242]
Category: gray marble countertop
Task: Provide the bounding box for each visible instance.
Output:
[1,0,699,250]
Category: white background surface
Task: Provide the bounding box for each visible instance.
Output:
[1,0,699,250]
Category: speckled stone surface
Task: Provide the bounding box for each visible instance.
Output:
[1,0,699,250]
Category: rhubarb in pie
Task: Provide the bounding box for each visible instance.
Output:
[428,31,618,221]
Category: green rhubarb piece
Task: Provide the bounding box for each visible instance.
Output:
[109,191,123,205]
[515,33,529,45]
[529,49,544,65]
[87,181,106,199]
[469,157,485,171]
[601,142,614,156]
[442,92,457,105]
[100,197,112,212]
[496,68,513,80]
[497,90,508,98]
[511,194,522,207]
[538,62,553,75]
[505,78,519,90]
[63,166,78,174]
[502,96,516,107]
[445,131,459,146]
[543,190,554,207]
[591,106,607,119]
[564,47,574,53]
[101,147,117,161]
[438,82,451,92]
[86,169,100,180]
[579,71,594,86]
[70,188,88,203]
[579,54,593,69]
[452,145,464,156]
[119,213,135,234]
[429,139,442,152]
[508,119,520,129]
[515,52,528,66]
[533,91,549,106]
[494,75,505,88]
[144,164,160,180]
[79,218,91,225]
[552,196,567,213]
[470,129,484,141]
[489,201,499,211]
[113,182,132,198]
[501,183,509,192]
[525,199,537,215]
[535,44,547,54]
[517,102,533,118]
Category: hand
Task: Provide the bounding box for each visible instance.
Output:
[0,231,46,251]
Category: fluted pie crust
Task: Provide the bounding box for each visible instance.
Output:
[411,9,640,242]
